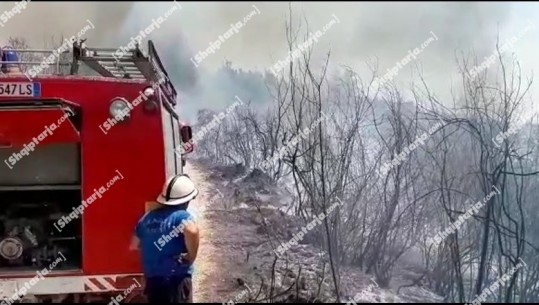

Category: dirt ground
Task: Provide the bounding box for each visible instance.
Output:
[185,162,220,302]
[184,161,445,304]
[186,162,242,303]
[185,161,283,303]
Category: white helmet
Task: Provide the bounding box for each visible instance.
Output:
[156,174,199,206]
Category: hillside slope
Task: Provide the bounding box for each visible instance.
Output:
[186,160,444,303]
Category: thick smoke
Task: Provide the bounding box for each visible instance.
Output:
[2,2,527,121]
[0,2,135,45]
[118,2,518,120]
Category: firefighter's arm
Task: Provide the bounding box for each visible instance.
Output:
[129,235,140,250]
[183,218,199,263]
[130,222,141,250]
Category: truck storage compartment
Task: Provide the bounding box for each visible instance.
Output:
[0,143,81,272]
[0,104,82,272]
[0,189,82,272]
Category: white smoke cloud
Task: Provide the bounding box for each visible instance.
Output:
[0,1,135,45]
[2,1,538,120]
[118,2,537,120]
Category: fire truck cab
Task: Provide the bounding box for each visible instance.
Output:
[0,40,193,303]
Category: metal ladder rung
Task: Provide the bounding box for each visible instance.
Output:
[4,48,69,54]
[107,68,141,74]
[111,74,145,79]
[84,47,122,53]
[101,63,139,70]
[81,56,122,62]
[110,69,144,75]
[84,48,141,57]
[112,67,141,72]
[0,60,70,65]
[114,74,145,77]
[103,64,144,75]
[86,48,142,57]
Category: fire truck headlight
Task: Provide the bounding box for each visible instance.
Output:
[110,98,131,120]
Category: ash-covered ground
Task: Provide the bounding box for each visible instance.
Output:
[188,159,444,303]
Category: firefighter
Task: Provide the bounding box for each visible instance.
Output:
[130,174,200,303]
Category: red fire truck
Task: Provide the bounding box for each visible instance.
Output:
[0,40,193,302]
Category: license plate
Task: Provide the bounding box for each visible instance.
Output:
[0,82,41,97]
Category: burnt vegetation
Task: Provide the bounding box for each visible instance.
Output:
[190,14,539,305]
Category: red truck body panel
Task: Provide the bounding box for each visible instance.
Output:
[0,75,169,276]
[0,107,80,146]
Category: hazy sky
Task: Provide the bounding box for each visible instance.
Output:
[123,1,539,116]
[1,2,538,118]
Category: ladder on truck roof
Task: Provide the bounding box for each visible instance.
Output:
[71,40,177,103]
[0,40,177,103]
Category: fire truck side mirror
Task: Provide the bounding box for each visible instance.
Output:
[180,124,193,142]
